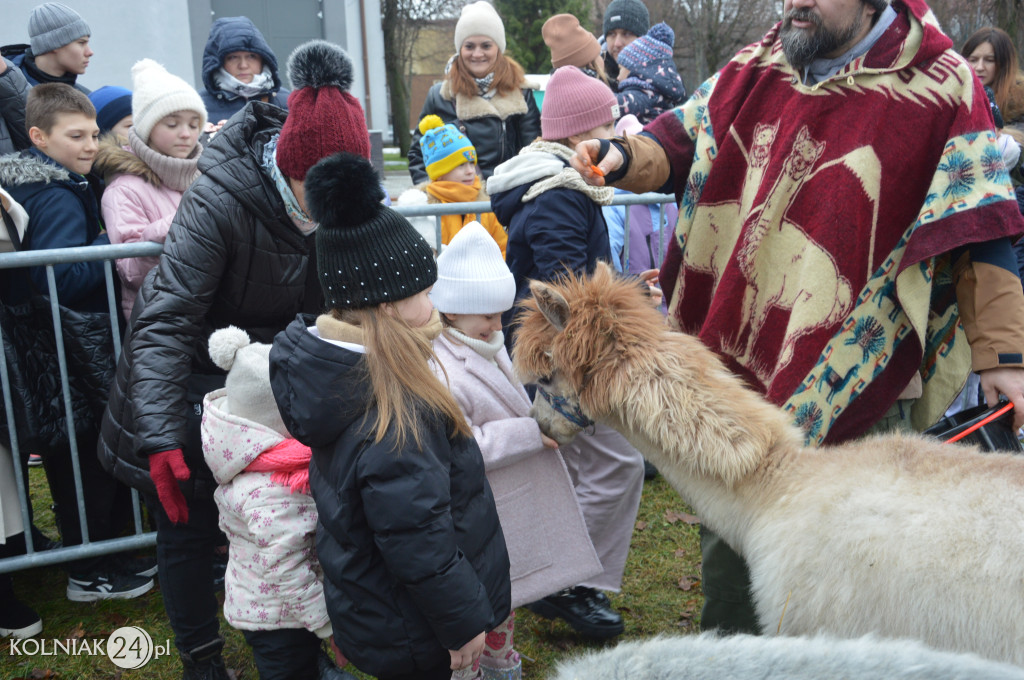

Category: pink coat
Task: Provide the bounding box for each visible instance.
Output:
[95,135,199,319]
[432,333,601,607]
[101,173,181,318]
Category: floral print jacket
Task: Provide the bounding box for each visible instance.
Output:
[201,388,331,636]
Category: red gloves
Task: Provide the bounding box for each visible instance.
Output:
[149,449,191,524]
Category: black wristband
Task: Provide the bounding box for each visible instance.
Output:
[603,140,630,183]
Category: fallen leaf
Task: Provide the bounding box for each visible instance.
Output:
[673,548,688,559]
[664,510,700,525]
[635,520,648,531]
[677,576,695,591]
[29,670,57,679]
[68,621,86,640]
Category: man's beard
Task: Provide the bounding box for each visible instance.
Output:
[780,8,865,70]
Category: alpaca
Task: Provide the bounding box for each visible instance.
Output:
[511,262,1024,666]
[550,633,1024,680]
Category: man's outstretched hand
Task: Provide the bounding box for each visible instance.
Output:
[571,139,624,186]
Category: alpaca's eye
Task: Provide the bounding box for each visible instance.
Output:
[537,376,552,386]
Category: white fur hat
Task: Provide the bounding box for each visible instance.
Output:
[430,222,515,315]
[130,58,208,144]
[454,1,506,54]
[208,326,288,436]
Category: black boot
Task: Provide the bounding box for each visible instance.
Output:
[526,585,624,640]
[180,637,232,680]
[0,574,42,639]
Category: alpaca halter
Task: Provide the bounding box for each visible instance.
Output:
[537,385,594,429]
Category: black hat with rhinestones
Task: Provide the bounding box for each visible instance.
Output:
[305,152,437,310]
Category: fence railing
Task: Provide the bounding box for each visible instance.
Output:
[398,193,676,268]
[0,192,676,575]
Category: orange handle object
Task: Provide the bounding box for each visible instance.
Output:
[590,164,605,177]
[945,402,1015,444]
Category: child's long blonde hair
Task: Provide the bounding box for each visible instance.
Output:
[334,307,471,450]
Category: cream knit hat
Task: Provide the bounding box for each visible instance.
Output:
[130,58,208,144]
[430,222,515,315]
[454,1,506,53]
[208,326,288,436]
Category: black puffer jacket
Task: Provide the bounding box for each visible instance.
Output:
[270,318,511,677]
[98,102,322,496]
[408,79,540,183]
[0,57,29,155]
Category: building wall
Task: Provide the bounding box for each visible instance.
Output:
[0,0,389,138]
[408,19,455,127]
[0,0,197,91]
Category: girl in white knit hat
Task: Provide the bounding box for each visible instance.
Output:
[93,58,206,320]
[429,223,602,680]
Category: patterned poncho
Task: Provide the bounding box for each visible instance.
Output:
[652,0,1024,445]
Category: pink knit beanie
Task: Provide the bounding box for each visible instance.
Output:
[541,66,620,140]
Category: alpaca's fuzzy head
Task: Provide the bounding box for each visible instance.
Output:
[513,262,792,486]
[513,262,667,442]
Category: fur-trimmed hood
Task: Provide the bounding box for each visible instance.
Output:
[0,149,70,188]
[93,135,160,186]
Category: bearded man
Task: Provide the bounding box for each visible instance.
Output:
[573,0,1024,633]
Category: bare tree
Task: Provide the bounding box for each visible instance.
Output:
[909,0,1024,56]
[382,0,462,155]
[651,0,779,86]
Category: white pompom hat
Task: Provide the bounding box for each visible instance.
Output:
[454,1,506,53]
[130,58,208,144]
[430,222,515,315]
[208,326,288,436]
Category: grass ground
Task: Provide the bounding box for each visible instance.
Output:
[2,467,703,679]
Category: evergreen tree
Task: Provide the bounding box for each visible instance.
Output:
[494,0,593,74]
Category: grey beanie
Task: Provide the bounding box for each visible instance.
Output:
[603,0,650,39]
[29,2,90,55]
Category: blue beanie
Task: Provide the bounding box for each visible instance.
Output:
[88,86,133,135]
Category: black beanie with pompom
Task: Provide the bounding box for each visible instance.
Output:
[306,152,437,310]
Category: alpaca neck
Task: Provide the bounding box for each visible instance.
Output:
[595,333,802,554]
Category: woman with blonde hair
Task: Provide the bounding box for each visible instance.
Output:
[408,1,540,183]
[271,152,511,680]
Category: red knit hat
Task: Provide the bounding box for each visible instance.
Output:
[277,40,370,180]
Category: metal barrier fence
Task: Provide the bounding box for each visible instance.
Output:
[0,192,675,575]
[398,193,676,268]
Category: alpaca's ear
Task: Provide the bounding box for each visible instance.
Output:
[530,281,570,331]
